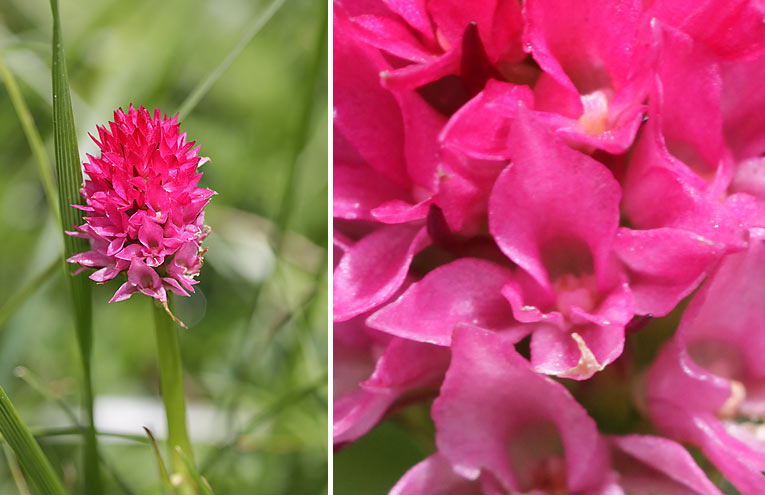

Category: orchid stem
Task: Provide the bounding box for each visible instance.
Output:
[153,298,196,495]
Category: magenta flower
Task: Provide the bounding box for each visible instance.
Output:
[67,105,214,324]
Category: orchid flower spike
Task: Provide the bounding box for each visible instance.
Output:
[67,104,215,326]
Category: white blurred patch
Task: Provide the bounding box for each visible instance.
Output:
[93,395,248,444]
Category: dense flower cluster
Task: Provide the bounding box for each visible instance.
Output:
[67,105,214,325]
[333,0,765,493]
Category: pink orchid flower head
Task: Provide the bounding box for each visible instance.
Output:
[67,104,215,326]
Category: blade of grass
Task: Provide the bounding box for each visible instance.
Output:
[0,257,60,331]
[14,367,78,425]
[0,53,60,221]
[176,0,288,119]
[0,385,66,495]
[30,426,148,444]
[2,444,32,495]
[233,0,327,374]
[15,367,138,494]
[49,0,100,493]
[200,373,326,473]
[143,427,172,492]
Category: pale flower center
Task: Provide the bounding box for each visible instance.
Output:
[578,89,612,135]
[553,273,598,317]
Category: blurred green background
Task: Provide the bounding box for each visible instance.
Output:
[0,0,327,493]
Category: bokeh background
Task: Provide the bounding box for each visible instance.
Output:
[0,0,327,493]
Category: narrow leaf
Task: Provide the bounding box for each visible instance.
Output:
[48,0,100,492]
[0,385,66,495]
[2,444,32,495]
[0,258,59,331]
[0,53,60,221]
[176,0,288,119]
[144,426,172,490]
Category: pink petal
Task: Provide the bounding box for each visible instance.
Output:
[127,257,161,290]
[362,336,450,392]
[440,80,534,160]
[433,326,609,492]
[427,0,523,63]
[610,435,723,495]
[333,388,395,446]
[647,0,765,61]
[389,454,484,495]
[623,124,746,248]
[333,224,429,321]
[615,228,726,316]
[524,0,642,110]
[109,282,137,303]
[722,53,765,161]
[334,10,409,188]
[367,258,516,346]
[381,0,433,42]
[648,230,765,493]
[333,162,410,221]
[653,25,730,194]
[138,218,165,251]
[370,198,431,224]
[393,90,447,192]
[488,106,621,293]
[349,14,437,63]
[333,316,447,445]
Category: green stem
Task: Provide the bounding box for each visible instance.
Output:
[153,299,196,495]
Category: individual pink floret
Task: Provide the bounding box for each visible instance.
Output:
[333,313,449,446]
[647,229,765,494]
[393,326,723,495]
[67,104,214,325]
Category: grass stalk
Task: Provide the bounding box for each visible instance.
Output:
[0,53,60,221]
[48,0,100,492]
[2,444,32,495]
[234,1,328,369]
[153,299,196,495]
[0,385,66,495]
[0,258,59,330]
[176,0,288,119]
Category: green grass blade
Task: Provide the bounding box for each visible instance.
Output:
[200,374,326,472]
[233,2,327,369]
[0,258,59,331]
[0,385,67,495]
[176,0,288,119]
[48,0,100,493]
[14,367,79,426]
[272,3,327,250]
[143,427,172,491]
[2,444,32,495]
[0,53,60,222]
